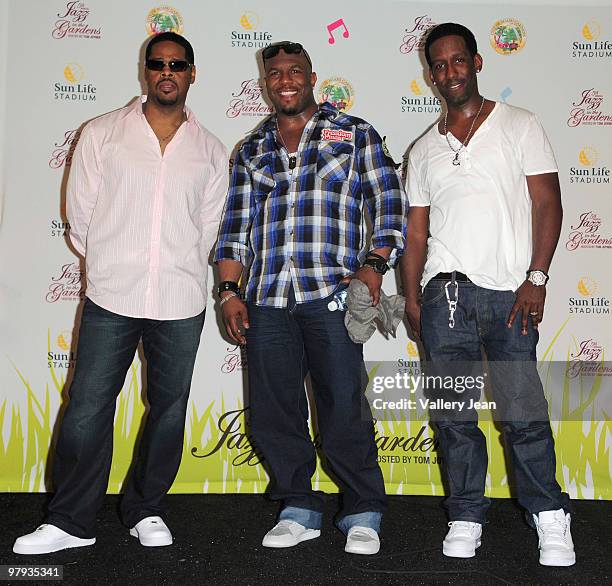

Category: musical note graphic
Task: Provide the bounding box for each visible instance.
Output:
[327,18,349,44]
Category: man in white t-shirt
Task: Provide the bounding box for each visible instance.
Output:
[401,23,575,567]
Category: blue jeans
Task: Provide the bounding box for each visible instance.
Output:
[246,285,385,534]
[46,298,205,538]
[420,279,570,524]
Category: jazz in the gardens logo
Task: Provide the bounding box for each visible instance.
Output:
[54,63,96,102]
[566,211,612,250]
[190,408,439,468]
[48,330,77,370]
[52,2,101,40]
[399,15,437,54]
[226,79,273,118]
[567,89,612,127]
[569,277,610,315]
[49,129,80,169]
[490,19,526,55]
[400,74,441,114]
[146,6,183,35]
[221,344,247,373]
[318,77,355,112]
[572,21,612,58]
[570,147,610,185]
[50,219,70,238]
[46,262,84,303]
[567,339,612,378]
[230,11,272,48]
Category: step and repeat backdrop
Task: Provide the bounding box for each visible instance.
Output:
[0,1,610,498]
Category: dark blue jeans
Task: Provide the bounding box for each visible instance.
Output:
[420,279,570,524]
[46,298,205,538]
[246,285,386,533]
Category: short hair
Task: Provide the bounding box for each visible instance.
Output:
[145,32,195,64]
[424,23,478,66]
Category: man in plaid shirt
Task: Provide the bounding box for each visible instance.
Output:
[215,41,407,555]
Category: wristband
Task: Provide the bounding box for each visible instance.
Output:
[217,281,240,298]
[219,291,239,306]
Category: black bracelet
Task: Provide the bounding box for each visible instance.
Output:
[365,251,388,262]
[217,281,240,298]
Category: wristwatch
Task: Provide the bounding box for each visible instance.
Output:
[526,269,549,286]
[363,255,389,275]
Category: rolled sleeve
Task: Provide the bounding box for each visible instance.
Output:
[214,147,255,266]
[359,125,408,264]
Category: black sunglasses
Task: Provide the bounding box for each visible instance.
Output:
[145,59,192,72]
[262,42,312,67]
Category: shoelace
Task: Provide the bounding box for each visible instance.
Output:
[539,518,568,544]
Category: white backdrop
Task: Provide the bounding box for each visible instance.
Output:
[0,0,610,498]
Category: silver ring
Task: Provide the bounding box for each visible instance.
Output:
[529,311,539,316]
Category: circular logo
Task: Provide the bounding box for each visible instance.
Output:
[318,77,355,112]
[146,6,184,36]
[578,147,598,167]
[577,277,598,297]
[64,63,84,83]
[582,21,601,41]
[56,330,72,351]
[490,19,526,55]
[240,12,259,30]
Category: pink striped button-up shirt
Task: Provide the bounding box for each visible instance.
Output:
[67,96,229,320]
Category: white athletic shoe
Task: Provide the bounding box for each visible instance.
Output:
[13,524,95,555]
[261,520,320,548]
[442,521,482,558]
[345,526,380,555]
[129,516,173,547]
[533,509,576,567]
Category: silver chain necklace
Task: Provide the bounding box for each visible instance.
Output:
[443,96,485,166]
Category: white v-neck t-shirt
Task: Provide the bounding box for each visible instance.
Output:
[406,102,558,291]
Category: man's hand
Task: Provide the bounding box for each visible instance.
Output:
[507,281,546,335]
[341,266,383,305]
[221,295,250,345]
[405,298,422,339]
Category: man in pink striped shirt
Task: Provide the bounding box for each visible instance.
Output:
[14,32,228,555]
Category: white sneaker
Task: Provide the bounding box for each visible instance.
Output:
[261,520,320,548]
[533,509,576,566]
[345,526,380,555]
[13,524,95,555]
[442,521,482,558]
[129,516,173,547]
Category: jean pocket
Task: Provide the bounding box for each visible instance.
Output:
[421,280,446,307]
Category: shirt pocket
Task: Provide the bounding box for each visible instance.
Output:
[316,142,354,183]
[249,153,276,200]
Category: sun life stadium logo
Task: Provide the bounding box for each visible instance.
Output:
[48,330,76,369]
[573,21,612,59]
[54,63,96,102]
[52,1,101,40]
[318,77,355,113]
[569,277,610,315]
[570,147,610,184]
[490,19,526,55]
[50,219,70,238]
[146,6,184,36]
[401,75,441,114]
[399,15,437,54]
[231,12,272,48]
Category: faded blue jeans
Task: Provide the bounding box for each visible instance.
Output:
[246,284,385,534]
[420,279,570,524]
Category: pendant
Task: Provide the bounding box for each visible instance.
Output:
[452,152,460,166]
[289,156,296,170]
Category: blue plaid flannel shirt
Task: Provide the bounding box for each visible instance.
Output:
[214,103,408,308]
